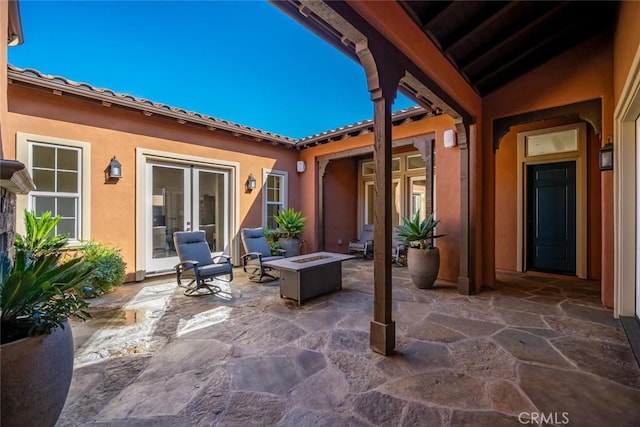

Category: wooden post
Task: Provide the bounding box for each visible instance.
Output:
[355,40,403,356]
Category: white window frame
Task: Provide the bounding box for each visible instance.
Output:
[262,169,288,229]
[16,133,91,243]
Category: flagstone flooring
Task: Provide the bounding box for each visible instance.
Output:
[58,260,640,426]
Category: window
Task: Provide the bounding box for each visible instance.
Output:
[362,158,401,175]
[263,170,287,229]
[407,154,426,170]
[16,133,91,243]
[29,143,81,239]
[525,129,578,157]
[358,151,429,231]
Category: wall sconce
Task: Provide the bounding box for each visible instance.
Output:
[599,138,614,171]
[296,160,306,173]
[108,156,122,179]
[245,174,257,191]
[443,129,457,148]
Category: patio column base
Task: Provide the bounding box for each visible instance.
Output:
[370,320,395,356]
[458,275,472,295]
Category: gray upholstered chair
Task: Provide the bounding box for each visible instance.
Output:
[391,228,407,265]
[240,227,285,282]
[348,224,374,258]
[173,230,233,296]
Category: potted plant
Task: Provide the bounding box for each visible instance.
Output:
[395,210,445,289]
[1,211,94,427]
[274,207,306,257]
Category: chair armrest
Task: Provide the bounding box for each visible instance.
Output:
[277,248,286,255]
[242,252,264,262]
[174,260,200,270]
[213,255,232,264]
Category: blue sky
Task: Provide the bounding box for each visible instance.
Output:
[9,0,416,139]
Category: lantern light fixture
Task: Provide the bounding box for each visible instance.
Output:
[109,156,122,179]
[599,137,614,171]
[245,173,256,191]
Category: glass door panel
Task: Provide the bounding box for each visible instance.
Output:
[409,177,427,221]
[147,163,190,273]
[364,181,374,225]
[194,169,229,254]
[364,179,401,226]
[146,162,232,274]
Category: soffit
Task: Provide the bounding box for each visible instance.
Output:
[398,0,619,97]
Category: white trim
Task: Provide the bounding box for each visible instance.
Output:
[262,168,288,228]
[135,148,240,279]
[614,43,640,318]
[15,132,91,242]
[516,123,587,278]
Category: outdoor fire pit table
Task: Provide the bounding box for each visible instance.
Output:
[263,252,355,305]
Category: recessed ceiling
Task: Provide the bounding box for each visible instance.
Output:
[399,1,619,97]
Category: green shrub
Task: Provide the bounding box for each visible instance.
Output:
[264,228,283,255]
[80,241,126,296]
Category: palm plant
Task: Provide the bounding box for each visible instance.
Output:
[395,210,445,252]
[0,251,93,343]
[14,211,68,258]
[0,210,94,344]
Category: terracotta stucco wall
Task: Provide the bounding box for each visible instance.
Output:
[495,119,602,280]
[486,33,612,304]
[613,1,640,102]
[6,85,300,279]
[322,157,357,254]
[299,115,461,283]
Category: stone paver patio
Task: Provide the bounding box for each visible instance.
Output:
[58,260,640,426]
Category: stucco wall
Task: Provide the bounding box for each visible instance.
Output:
[486,32,612,303]
[322,157,357,254]
[299,114,461,283]
[495,119,602,279]
[613,1,640,102]
[6,84,300,279]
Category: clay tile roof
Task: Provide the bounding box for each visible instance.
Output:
[7,64,429,149]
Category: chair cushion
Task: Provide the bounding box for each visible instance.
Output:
[348,243,366,251]
[197,262,232,278]
[241,228,271,257]
[174,231,213,266]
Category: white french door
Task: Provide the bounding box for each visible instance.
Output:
[363,179,401,228]
[145,162,230,273]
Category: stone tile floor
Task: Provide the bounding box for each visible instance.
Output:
[58,260,640,426]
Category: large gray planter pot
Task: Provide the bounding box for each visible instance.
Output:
[407,246,440,289]
[1,319,74,427]
[279,237,300,257]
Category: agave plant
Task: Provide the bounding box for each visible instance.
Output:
[395,210,445,252]
[274,208,306,239]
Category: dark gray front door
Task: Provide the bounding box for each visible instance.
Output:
[527,161,576,274]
